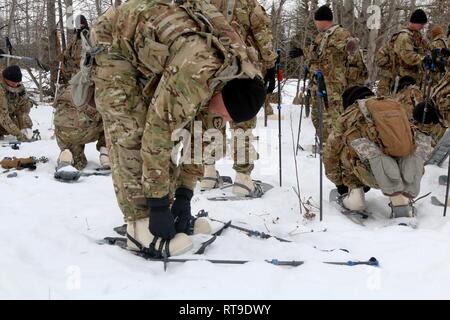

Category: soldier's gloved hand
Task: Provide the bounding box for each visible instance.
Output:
[422,55,433,70]
[441,47,450,57]
[147,196,176,240]
[264,67,276,94]
[289,47,304,59]
[337,185,349,196]
[171,187,194,234]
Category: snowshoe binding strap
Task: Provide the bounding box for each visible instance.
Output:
[126,232,171,259]
[232,180,265,198]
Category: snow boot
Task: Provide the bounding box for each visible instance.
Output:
[126,218,193,257]
[57,149,73,170]
[389,194,415,218]
[232,173,264,197]
[54,149,82,181]
[192,217,212,235]
[99,147,111,170]
[200,164,219,191]
[342,188,366,212]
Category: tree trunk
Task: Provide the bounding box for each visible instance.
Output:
[58,0,66,51]
[47,0,58,94]
[64,0,74,44]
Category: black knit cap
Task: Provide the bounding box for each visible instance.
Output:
[413,101,440,124]
[396,76,416,92]
[342,86,375,110]
[2,65,22,83]
[314,5,333,21]
[222,78,266,123]
[410,9,428,24]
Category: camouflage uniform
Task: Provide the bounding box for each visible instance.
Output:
[394,84,423,119]
[324,97,431,197]
[393,27,429,89]
[94,0,258,221]
[53,85,106,170]
[377,28,429,96]
[430,33,448,84]
[0,75,33,141]
[432,71,450,139]
[346,49,368,87]
[90,4,144,219]
[305,25,353,140]
[61,35,82,84]
[210,0,277,175]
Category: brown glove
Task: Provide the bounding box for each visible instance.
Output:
[1,157,20,169]
[1,157,36,170]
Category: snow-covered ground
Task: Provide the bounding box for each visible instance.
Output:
[1,80,450,300]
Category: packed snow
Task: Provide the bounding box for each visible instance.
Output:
[1,80,450,300]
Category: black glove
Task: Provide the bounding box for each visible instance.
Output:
[147,196,176,240]
[171,187,194,234]
[337,185,349,196]
[422,55,433,70]
[289,47,304,59]
[264,67,276,94]
[441,47,450,57]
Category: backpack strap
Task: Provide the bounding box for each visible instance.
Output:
[318,24,340,56]
[357,99,373,124]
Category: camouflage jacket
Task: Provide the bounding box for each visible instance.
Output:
[433,71,450,116]
[394,84,423,119]
[430,35,448,50]
[211,0,276,71]
[91,6,119,48]
[109,0,259,198]
[61,35,82,82]
[393,27,429,79]
[110,0,255,82]
[346,49,368,87]
[324,97,419,186]
[0,75,32,138]
[305,25,352,92]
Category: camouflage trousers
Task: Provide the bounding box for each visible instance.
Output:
[54,86,106,170]
[93,62,149,221]
[55,125,106,170]
[264,93,276,116]
[93,61,203,221]
[310,86,343,142]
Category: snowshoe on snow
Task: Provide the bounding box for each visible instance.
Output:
[207,181,273,201]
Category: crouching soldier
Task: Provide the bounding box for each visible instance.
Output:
[324,86,436,225]
[54,85,110,179]
[0,65,34,141]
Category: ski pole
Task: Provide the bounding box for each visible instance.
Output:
[296,66,309,155]
[444,146,450,217]
[314,70,328,222]
[196,210,291,243]
[276,49,283,187]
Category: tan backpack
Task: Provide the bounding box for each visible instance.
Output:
[358,97,416,157]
